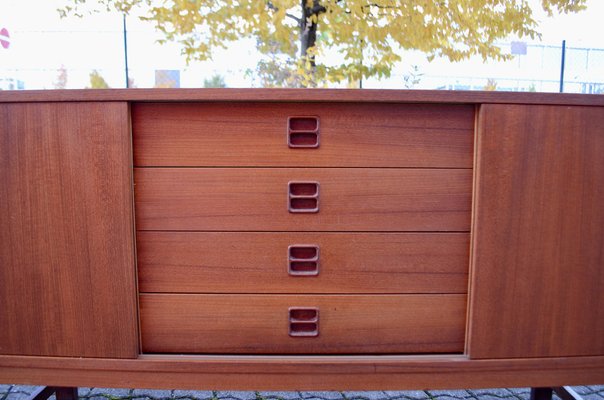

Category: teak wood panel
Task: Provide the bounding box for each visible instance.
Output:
[140,294,466,354]
[468,104,604,359]
[0,102,138,358]
[132,102,474,168]
[134,168,472,232]
[2,354,604,391]
[3,88,604,107]
[137,232,469,294]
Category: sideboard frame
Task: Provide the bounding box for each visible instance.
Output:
[1,89,603,390]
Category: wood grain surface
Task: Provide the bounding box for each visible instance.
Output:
[467,104,604,359]
[2,88,604,107]
[0,102,138,358]
[2,354,604,390]
[132,102,474,168]
[137,232,469,294]
[134,168,472,232]
[139,294,466,354]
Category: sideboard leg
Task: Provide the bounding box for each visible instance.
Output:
[530,387,584,400]
[553,387,583,400]
[54,387,79,400]
[530,388,554,400]
[26,387,78,400]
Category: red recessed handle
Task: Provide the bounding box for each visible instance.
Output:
[288,181,319,213]
[288,116,320,148]
[289,307,319,337]
[288,245,320,276]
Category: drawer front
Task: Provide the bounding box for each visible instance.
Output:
[134,168,472,232]
[140,294,466,354]
[137,232,469,294]
[132,103,474,168]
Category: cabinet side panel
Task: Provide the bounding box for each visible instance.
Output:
[0,102,138,358]
[467,104,604,359]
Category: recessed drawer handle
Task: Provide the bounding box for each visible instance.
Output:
[288,116,320,148]
[288,181,319,213]
[289,307,319,337]
[288,245,320,276]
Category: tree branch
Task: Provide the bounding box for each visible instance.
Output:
[286,12,301,23]
[266,0,302,24]
[310,4,326,14]
[363,3,398,10]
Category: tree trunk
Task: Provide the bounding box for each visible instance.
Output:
[300,1,325,70]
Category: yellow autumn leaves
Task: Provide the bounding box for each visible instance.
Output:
[60,0,586,86]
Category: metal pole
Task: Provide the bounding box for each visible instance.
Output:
[359,39,363,89]
[123,14,130,88]
[559,39,566,93]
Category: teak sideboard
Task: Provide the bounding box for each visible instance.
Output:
[1,89,603,391]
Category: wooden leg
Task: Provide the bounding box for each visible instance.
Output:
[531,387,584,400]
[531,388,554,400]
[54,387,78,400]
[26,387,78,400]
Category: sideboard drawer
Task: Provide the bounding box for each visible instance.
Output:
[140,294,466,354]
[134,168,472,232]
[132,102,474,168]
[137,232,469,294]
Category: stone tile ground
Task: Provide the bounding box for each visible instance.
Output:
[0,386,603,400]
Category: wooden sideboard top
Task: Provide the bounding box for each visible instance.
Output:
[0,88,603,106]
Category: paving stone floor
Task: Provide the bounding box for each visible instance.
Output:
[1,386,603,400]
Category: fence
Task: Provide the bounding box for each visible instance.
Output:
[1,26,602,93]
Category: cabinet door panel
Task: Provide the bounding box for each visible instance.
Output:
[468,104,604,358]
[0,103,138,358]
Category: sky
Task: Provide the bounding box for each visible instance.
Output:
[1,0,603,91]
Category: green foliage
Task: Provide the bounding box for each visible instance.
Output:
[203,74,227,88]
[88,70,110,89]
[60,0,587,87]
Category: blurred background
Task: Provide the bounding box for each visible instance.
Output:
[1,0,602,92]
